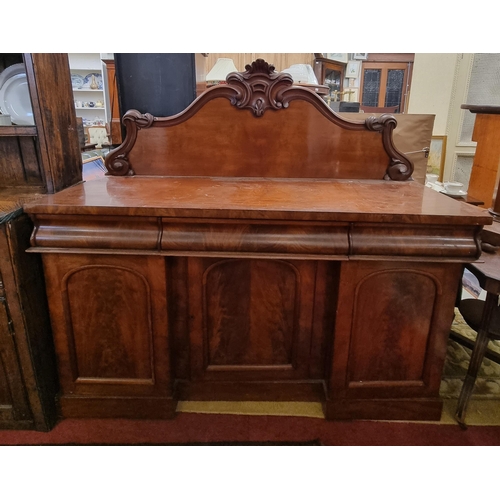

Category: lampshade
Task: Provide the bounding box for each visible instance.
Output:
[206,58,238,86]
[281,64,318,85]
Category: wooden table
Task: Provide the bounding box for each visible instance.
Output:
[455,223,500,427]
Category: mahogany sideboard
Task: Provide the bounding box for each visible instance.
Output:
[24,60,492,421]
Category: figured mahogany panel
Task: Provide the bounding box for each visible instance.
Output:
[351,223,481,259]
[123,99,393,179]
[42,254,172,400]
[106,59,412,180]
[188,257,316,381]
[64,265,153,380]
[329,261,462,403]
[24,177,492,227]
[32,215,160,250]
[161,220,349,255]
[205,259,296,366]
[347,269,436,383]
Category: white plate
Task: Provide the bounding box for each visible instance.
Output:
[71,74,84,89]
[442,189,467,197]
[0,73,34,125]
[83,72,103,89]
[0,63,25,90]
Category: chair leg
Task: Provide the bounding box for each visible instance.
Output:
[455,291,498,428]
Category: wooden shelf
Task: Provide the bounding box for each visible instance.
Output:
[0,125,37,136]
[75,107,106,110]
[71,68,103,72]
[72,89,104,92]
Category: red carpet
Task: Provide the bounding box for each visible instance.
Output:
[1,413,500,445]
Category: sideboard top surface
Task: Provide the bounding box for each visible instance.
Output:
[23,176,492,225]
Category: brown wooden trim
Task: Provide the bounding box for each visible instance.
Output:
[0,126,37,137]
[23,53,49,191]
[59,395,177,419]
[102,58,123,145]
[313,56,347,67]
[366,53,415,63]
[325,398,442,421]
[25,53,82,193]
[176,380,326,402]
[461,104,500,114]
[28,212,484,261]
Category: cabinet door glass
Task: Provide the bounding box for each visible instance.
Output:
[384,69,405,109]
[324,68,342,97]
[361,69,381,107]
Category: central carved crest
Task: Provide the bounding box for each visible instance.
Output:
[226,58,294,117]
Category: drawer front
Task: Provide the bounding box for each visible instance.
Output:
[161,220,349,257]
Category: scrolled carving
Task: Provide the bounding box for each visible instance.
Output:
[105,110,154,175]
[365,114,397,132]
[384,161,413,181]
[226,58,294,117]
[123,110,155,129]
[244,59,276,76]
[365,114,414,181]
[105,155,135,176]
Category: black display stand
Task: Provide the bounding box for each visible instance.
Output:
[114,53,200,118]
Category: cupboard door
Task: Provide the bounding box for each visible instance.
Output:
[42,254,172,400]
[187,257,318,382]
[0,284,32,424]
[330,260,461,401]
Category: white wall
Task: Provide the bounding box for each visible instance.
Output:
[407,53,458,135]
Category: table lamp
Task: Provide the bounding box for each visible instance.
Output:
[206,58,238,87]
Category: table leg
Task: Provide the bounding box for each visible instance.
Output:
[455,291,498,428]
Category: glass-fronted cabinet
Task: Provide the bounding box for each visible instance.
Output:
[313,55,346,101]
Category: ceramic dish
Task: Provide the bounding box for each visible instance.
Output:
[442,189,467,197]
[425,182,443,192]
[0,63,26,90]
[83,72,103,89]
[0,73,34,125]
[71,74,84,89]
